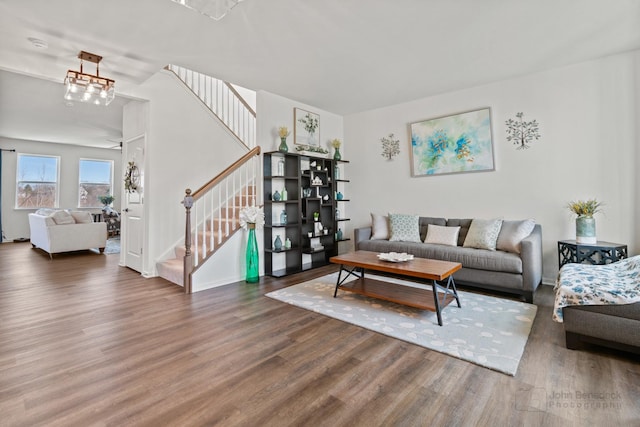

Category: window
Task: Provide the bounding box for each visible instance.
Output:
[79,159,113,208]
[16,154,60,209]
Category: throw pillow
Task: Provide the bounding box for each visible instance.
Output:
[35,208,55,216]
[51,210,75,225]
[70,211,93,224]
[424,224,460,246]
[388,214,421,242]
[463,218,503,251]
[370,213,390,240]
[496,219,536,254]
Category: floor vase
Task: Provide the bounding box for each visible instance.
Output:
[246,225,259,283]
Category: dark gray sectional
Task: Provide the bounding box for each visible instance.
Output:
[354,217,543,303]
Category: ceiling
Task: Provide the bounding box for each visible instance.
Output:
[1,0,639,148]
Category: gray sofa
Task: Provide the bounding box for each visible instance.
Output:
[563,303,640,354]
[354,217,543,303]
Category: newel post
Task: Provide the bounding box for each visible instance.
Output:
[182,188,194,293]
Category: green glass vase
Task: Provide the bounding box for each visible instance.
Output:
[245,224,259,283]
[333,147,341,160]
[278,137,288,153]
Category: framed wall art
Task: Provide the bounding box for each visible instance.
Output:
[409,107,495,177]
[294,108,320,147]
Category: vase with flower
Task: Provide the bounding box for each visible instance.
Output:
[567,198,603,244]
[331,138,342,160]
[278,126,290,153]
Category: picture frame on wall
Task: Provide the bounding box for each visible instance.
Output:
[409,107,495,177]
[294,108,320,147]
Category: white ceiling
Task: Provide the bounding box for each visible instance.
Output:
[1,0,639,148]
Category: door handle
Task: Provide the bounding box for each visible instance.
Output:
[123,208,130,213]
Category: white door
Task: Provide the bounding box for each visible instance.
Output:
[123,135,145,273]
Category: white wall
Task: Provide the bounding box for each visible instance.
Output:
[0,137,122,241]
[126,70,249,278]
[345,51,639,284]
[257,91,345,270]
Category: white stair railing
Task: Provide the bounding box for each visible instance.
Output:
[167,64,256,149]
[182,147,261,293]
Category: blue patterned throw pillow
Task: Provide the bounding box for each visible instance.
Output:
[388,214,421,242]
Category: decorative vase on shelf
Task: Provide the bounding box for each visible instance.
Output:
[334,165,340,180]
[337,228,343,241]
[280,210,287,225]
[285,237,291,250]
[274,235,282,251]
[245,224,259,283]
[278,137,288,153]
[273,190,281,201]
[277,158,285,176]
[281,187,287,201]
[576,216,596,244]
[333,148,341,161]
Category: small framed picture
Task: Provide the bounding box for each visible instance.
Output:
[294,108,320,147]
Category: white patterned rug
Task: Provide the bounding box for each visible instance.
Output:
[266,272,537,376]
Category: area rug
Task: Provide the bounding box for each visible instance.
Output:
[104,237,120,255]
[266,272,537,376]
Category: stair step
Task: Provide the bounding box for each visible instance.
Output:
[157,258,184,286]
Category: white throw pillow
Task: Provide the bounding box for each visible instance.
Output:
[496,219,536,253]
[70,211,93,224]
[370,213,389,240]
[424,224,460,246]
[463,218,503,251]
[51,210,75,225]
[388,214,421,243]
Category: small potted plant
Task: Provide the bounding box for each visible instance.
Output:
[331,138,342,160]
[567,198,603,244]
[313,211,320,222]
[98,194,115,207]
[278,126,290,153]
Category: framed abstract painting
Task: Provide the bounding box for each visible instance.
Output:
[409,107,495,177]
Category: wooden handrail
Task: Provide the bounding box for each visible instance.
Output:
[191,146,261,200]
[224,82,256,117]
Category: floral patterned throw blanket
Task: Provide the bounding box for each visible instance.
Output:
[553,255,640,322]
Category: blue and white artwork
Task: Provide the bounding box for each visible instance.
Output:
[410,108,495,177]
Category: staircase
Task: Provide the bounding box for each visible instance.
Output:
[156,65,260,292]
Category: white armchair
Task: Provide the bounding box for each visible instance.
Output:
[29,210,107,259]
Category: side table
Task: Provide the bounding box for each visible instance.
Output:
[558,240,627,268]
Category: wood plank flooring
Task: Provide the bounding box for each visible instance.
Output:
[0,243,638,426]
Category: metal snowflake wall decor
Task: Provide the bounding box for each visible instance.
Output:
[380,133,400,160]
[505,112,540,150]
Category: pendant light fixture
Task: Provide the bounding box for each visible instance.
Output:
[64,51,115,106]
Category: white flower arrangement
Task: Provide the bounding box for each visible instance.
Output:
[239,205,265,230]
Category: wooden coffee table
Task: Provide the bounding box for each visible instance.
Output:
[329,251,462,326]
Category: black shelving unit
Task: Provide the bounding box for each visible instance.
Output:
[263,151,350,277]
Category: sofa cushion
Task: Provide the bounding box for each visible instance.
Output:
[424,224,459,246]
[389,214,421,243]
[51,210,75,225]
[463,218,503,251]
[497,219,536,254]
[357,240,523,274]
[446,218,472,246]
[69,211,93,224]
[418,217,447,242]
[370,213,389,240]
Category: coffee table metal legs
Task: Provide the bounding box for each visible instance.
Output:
[334,265,461,326]
[431,276,461,326]
[334,265,364,297]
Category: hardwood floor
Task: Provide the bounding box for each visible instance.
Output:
[1,243,638,426]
